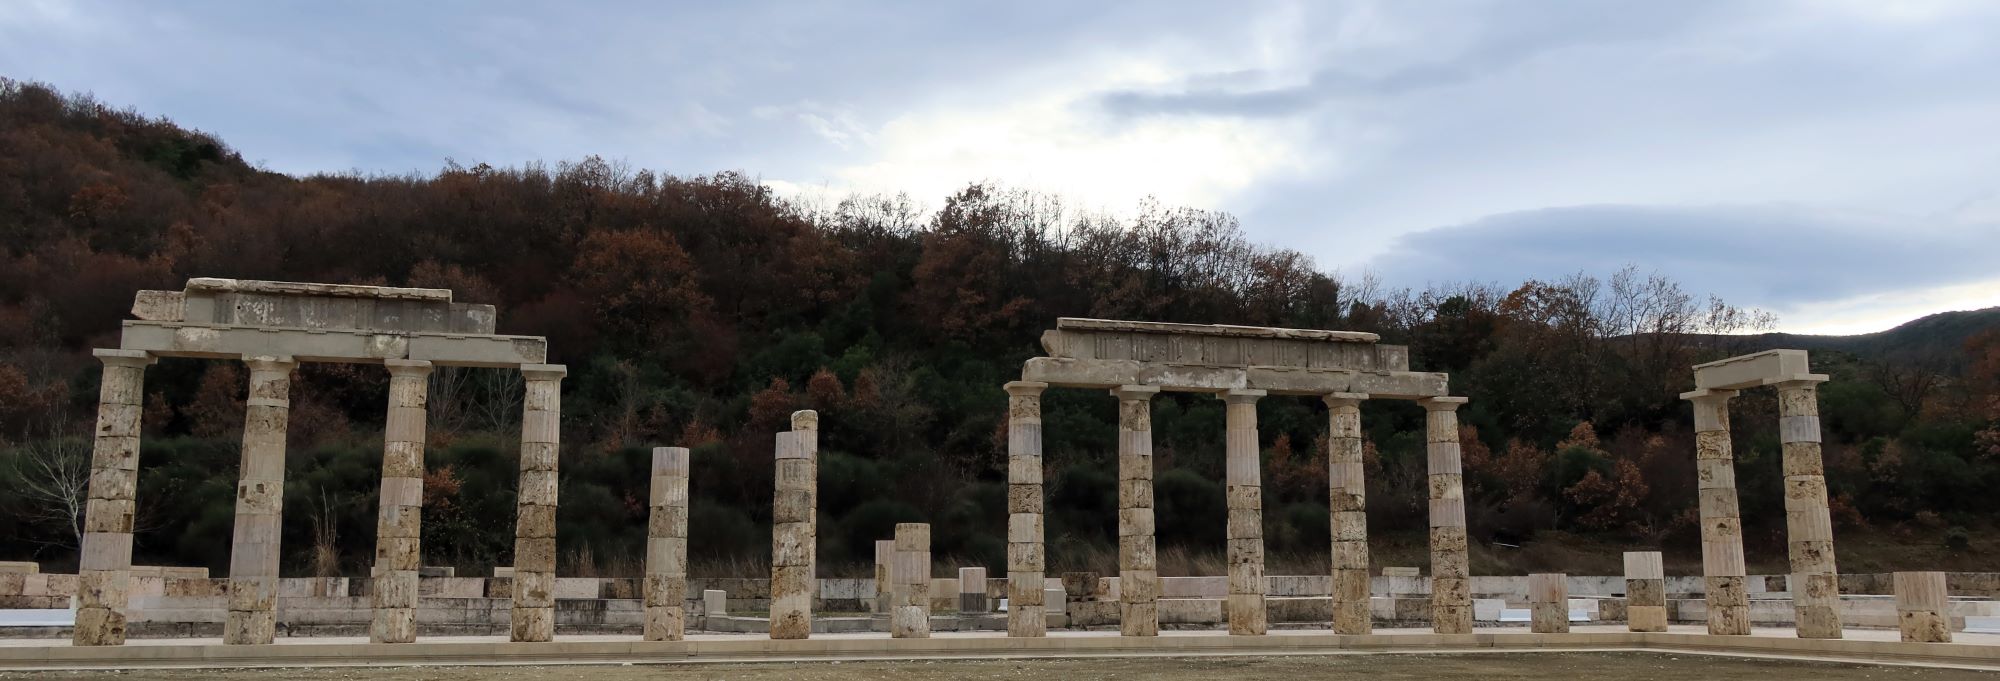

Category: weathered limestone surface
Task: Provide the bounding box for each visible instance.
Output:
[1113,384,1160,637]
[1420,396,1471,635]
[224,356,295,645]
[1323,392,1369,635]
[891,523,931,638]
[1004,381,1048,638]
[1021,358,1447,399]
[371,360,432,644]
[1222,389,1266,636]
[1624,551,1667,633]
[1895,571,1950,643]
[1777,379,1841,639]
[645,447,690,641]
[73,349,153,646]
[1530,573,1568,634]
[873,540,894,614]
[511,364,565,643]
[769,412,817,641]
[1692,349,1815,391]
[1685,388,1750,636]
[959,567,989,613]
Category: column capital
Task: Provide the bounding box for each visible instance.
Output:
[521,363,567,381]
[93,348,155,368]
[1769,374,1830,390]
[1322,392,1368,408]
[1679,387,1739,403]
[384,359,434,378]
[1418,395,1468,411]
[1218,388,1266,404]
[1110,384,1160,401]
[242,355,297,373]
[791,409,818,431]
[1004,380,1048,397]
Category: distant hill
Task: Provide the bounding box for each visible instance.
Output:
[1742,306,2000,368]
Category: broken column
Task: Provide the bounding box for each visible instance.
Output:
[224,355,296,645]
[371,359,432,644]
[1324,392,1370,635]
[73,349,153,647]
[959,567,989,613]
[1004,381,1048,637]
[891,522,931,638]
[1624,551,1667,632]
[1531,573,1569,633]
[644,446,690,641]
[1419,396,1471,634]
[1222,388,1267,636]
[874,539,894,614]
[769,411,817,640]
[1114,384,1160,637]
[1686,388,1749,635]
[1894,571,1949,643]
[511,363,566,643]
[1776,378,1841,639]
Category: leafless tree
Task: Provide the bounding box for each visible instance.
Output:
[12,411,92,552]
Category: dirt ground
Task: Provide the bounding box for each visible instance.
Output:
[8,652,1997,681]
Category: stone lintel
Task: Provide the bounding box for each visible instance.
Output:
[119,321,547,368]
[1693,349,1818,391]
[1055,317,1381,343]
[1021,357,1447,399]
[188,278,453,302]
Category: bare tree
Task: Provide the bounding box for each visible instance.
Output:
[12,412,92,552]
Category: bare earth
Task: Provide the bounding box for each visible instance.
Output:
[9,653,1997,681]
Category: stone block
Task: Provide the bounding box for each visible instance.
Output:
[510,605,553,642]
[517,471,559,506]
[1226,593,1266,635]
[1629,605,1668,632]
[514,537,557,572]
[514,571,555,608]
[1007,484,1041,513]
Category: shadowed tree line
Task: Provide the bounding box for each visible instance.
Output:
[1,79,1996,578]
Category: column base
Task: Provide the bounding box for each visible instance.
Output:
[1009,605,1047,637]
[370,608,416,644]
[1709,605,1752,635]
[1795,604,1844,639]
[223,610,275,645]
[1227,593,1266,635]
[71,606,128,646]
[510,606,554,642]
[1120,601,1159,636]
[644,606,686,641]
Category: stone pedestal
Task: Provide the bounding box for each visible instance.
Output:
[891,523,931,638]
[874,539,895,614]
[959,567,989,613]
[1530,573,1569,633]
[1687,388,1750,635]
[1776,379,1841,639]
[224,355,295,646]
[74,349,153,647]
[1894,571,1950,643]
[1113,384,1160,637]
[371,360,432,644]
[1004,381,1048,637]
[770,413,817,640]
[1221,389,1267,636]
[703,589,727,617]
[645,446,690,641]
[1624,551,1667,632]
[1323,392,1370,635]
[1419,396,1471,634]
[511,364,565,643]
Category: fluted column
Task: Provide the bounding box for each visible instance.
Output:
[890,522,931,638]
[1894,572,1949,643]
[1686,388,1749,635]
[1530,573,1568,633]
[770,411,817,640]
[1776,378,1841,639]
[1004,381,1048,637]
[1323,392,1370,635]
[644,446,690,641]
[1419,396,1471,634]
[73,349,152,647]
[371,359,432,644]
[1221,388,1266,635]
[510,363,565,643]
[1625,551,1667,632]
[224,355,296,645]
[1112,384,1160,637]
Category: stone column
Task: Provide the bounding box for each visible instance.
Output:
[1776,378,1841,639]
[1112,384,1160,637]
[1894,572,1949,643]
[224,355,296,645]
[1004,381,1048,637]
[1323,392,1370,635]
[959,567,989,613]
[1530,573,1569,634]
[1419,396,1471,634]
[73,349,152,647]
[371,359,432,644]
[1686,388,1749,635]
[770,414,816,640]
[511,363,565,643]
[873,539,894,614]
[644,446,690,641]
[1624,551,1667,632]
[891,522,931,638]
[1221,388,1267,636]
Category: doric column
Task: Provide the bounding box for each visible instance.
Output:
[1221,388,1267,635]
[1004,381,1048,637]
[890,522,931,638]
[1624,551,1667,632]
[73,349,152,647]
[510,363,565,643]
[1112,384,1160,637]
[371,359,432,644]
[1776,378,1841,639]
[770,411,817,640]
[1685,388,1749,635]
[1530,573,1569,633]
[1419,396,1471,634]
[1894,572,1949,643]
[224,355,296,645]
[1323,392,1370,635]
[874,539,894,614]
[644,446,690,641]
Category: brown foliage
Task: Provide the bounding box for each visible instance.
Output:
[184,363,244,438]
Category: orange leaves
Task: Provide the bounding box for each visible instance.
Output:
[570,228,711,342]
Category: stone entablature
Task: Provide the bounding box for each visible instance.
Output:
[1027,318,1444,399]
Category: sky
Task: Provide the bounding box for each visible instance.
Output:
[2,0,1997,334]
